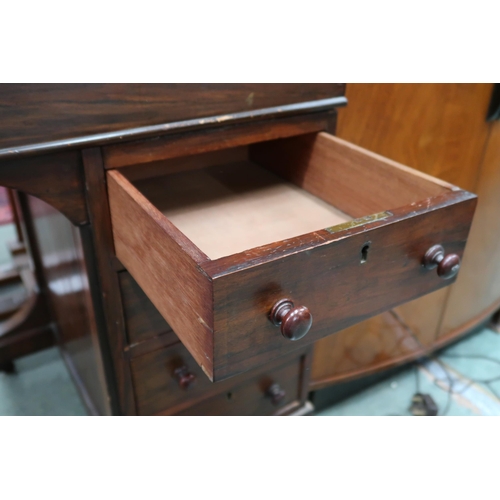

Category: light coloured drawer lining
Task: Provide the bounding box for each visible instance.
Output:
[135,160,351,260]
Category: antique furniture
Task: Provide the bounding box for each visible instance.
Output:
[0,84,483,415]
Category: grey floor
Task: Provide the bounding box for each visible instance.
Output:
[0,326,498,416]
[316,326,500,416]
[0,223,87,416]
[1,221,500,416]
[0,348,87,415]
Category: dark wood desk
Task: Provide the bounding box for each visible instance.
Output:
[0,84,479,415]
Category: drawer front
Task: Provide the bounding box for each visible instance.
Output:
[173,363,304,416]
[209,195,475,379]
[108,130,477,382]
[119,271,172,345]
[131,342,308,416]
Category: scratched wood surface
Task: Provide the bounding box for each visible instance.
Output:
[103,111,334,168]
[0,84,344,154]
[250,132,450,218]
[107,168,215,379]
[108,130,476,382]
[208,192,475,380]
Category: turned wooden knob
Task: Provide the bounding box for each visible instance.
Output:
[270,299,312,341]
[423,244,461,280]
[266,383,286,405]
[174,365,196,389]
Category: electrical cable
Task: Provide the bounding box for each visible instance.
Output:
[389,310,459,416]
[391,311,500,414]
[366,313,500,416]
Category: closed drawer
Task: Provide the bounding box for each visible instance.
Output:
[131,342,309,415]
[108,131,477,382]
[173,363,307,416]
[119,270,172,345]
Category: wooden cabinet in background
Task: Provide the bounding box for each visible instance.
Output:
[311,83,500,389]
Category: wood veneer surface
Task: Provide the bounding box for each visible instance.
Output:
[134,161,351,260]
[440,120,500,336]
[0,84,344,152]
[311,83,493,389]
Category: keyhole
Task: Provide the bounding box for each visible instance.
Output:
[361,243,370,263]
[226,392,233,400]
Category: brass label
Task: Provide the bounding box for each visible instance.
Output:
[325,211,393,234]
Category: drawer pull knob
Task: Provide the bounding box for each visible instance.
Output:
[423,244,461,280]
[266,383,286,405]
[270,299,312,341]
[174,366,196,390]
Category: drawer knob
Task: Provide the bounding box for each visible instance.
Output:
[174,365,196,390]
[266,383,286,405]
[423,244,461,280]
[270,299,312,341]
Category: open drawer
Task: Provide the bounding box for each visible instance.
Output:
[107,132,476,381]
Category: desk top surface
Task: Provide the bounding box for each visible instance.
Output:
[0,84,345,159]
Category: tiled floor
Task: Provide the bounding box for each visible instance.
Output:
[1,214,499,417]
[316,326,500,416]
[0,222,87,415]
[1,326,499,415]
[0,348,87,416]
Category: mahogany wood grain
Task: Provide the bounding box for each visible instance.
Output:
[250,132,450,218]
[82,149,132,415]
[172,361,303,416]
[0,151,87,225]
[109,130,476,381]
[131,340,309,416]
[107,169,215,379]
[270,299,313,341]
[103,112,334,169]
[2,84,488,414]
[121,147,248,182]
[207,192,476,380]
[118,271,173,346]
[125,330,180,360]
[0,84,344,155]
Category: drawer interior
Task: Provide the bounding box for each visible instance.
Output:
[134,161,351,260]
[108,130,475,382]
[125,132,451,262]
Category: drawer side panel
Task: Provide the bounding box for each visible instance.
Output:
[107,170,215,379]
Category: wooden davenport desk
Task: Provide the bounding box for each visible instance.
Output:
[0,84,481,415]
